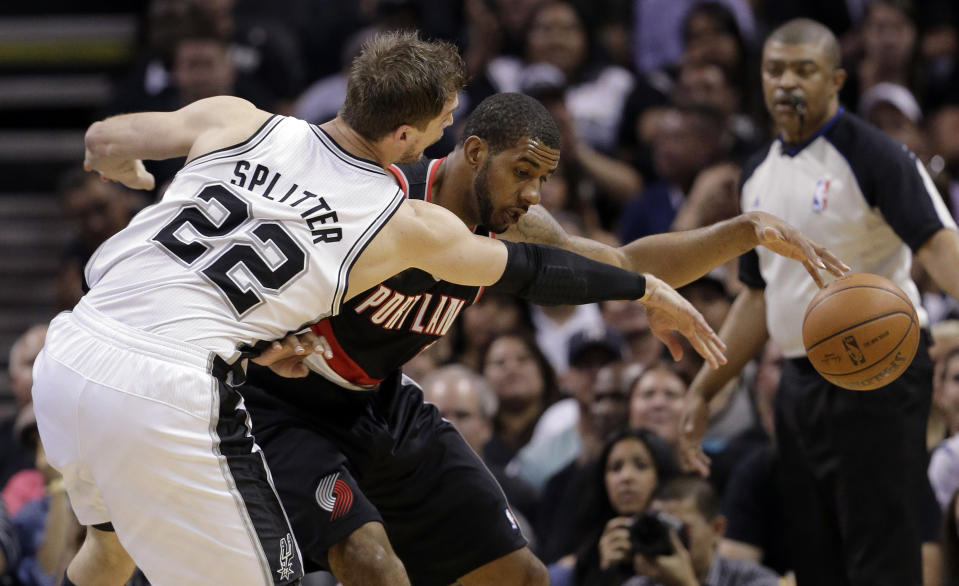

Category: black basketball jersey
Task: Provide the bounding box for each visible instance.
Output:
[307,157,492,385]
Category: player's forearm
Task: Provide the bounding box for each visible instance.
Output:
[619,214,760,287]
[688,287,767,401]
[491,241,647,304]
[86,112,193,162]
[917,228,959,302]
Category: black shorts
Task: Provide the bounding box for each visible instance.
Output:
[242,366,527,586]
[775,331,937,586]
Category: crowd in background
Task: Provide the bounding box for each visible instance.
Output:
[3,0,959,584]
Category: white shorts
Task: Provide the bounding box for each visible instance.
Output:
[32,302,303,585]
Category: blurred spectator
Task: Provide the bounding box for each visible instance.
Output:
[627,476,780,586]
[927,98,959,221]
[0,495,17,582]
[1,326,47,497]
[842,0,919,107]
[619,104,730,242]
[527,65,645,207]
[632,0,755,74]
[628,363,689,453]
[944,488,959,586]
[511,347,631,491]
[601,301,663,369]
[930,346,959,510]
[483,0,636,154]
[481,331,560,468]
[674,61,762,163]
[859,82,928,159]
[715,341,789,576]
[111,0,303,116]
[11,405,83,586]
[420,364,540,539]
[294,27,378,124]
[56,168,139,310]
[935,345,959,437]
[453,292,531,371]
[532,296,608,375]
[550,429,678,586]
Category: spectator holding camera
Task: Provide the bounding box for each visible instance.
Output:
[548,428,678,586]
[627,476,780,586]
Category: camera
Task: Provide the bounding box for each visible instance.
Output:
[630,510,690,557]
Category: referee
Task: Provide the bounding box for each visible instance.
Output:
[679,19,959,586]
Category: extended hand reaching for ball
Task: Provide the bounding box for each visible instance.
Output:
[749,211,850,287]
[641,274,727,369]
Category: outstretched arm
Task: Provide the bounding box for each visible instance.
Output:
[84,96,271,190]
[352,199,727,368]
[502,206,848,288]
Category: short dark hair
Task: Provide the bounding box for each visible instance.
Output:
[654,475,720,521]
[341,31,466,140]
[766,18,841,69]
[459,93,561,154]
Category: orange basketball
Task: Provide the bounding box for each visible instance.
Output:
[802,272,919,391]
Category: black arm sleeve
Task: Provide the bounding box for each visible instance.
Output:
[490,241,646,305]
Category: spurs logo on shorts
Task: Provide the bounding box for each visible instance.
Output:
[315,472,354,520]
[277,533,296,580]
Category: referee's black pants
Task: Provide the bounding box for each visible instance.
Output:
[775,331,935,586]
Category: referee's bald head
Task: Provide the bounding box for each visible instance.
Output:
[765,18,841,70]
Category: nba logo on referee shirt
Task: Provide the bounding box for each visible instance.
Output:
[812,179,829,212]
[316,472,354,520]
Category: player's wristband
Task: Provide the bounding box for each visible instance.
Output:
[492,241,646,305]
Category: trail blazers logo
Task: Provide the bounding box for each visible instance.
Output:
[316,472,354,521]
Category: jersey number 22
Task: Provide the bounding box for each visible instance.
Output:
[153,183,307,317]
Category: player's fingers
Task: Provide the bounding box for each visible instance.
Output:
[283,333,307,354]
[657,330,684,362]
[802,259,826,288]
[314,335,333,359]
[817,246,850,276]
[690,332,722,369]
[296,330,320,350]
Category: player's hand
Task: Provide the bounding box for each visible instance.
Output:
[251,331,332,378]
[640,275,727,369]
[749,211,849,288]
[84,155,155,191]
[678,392,712,477]
[598,516,634,570]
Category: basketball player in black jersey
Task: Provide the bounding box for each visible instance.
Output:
[244,93,847,586]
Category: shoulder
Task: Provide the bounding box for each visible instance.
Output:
[389,158,436,199]
[824,110,916,171]
[714,555,780,582]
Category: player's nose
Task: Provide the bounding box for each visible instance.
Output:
[520,183,540,206]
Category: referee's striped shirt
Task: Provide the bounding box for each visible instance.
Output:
[737,107,955,358]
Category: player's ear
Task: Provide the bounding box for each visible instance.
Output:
[463,136,487,169]
[392,124,416,146]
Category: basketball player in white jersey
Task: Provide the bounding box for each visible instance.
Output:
[32,32,727,586]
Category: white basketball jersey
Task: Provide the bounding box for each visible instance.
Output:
[83,115,405,362]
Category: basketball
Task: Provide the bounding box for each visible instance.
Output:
[802,273,919,391]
